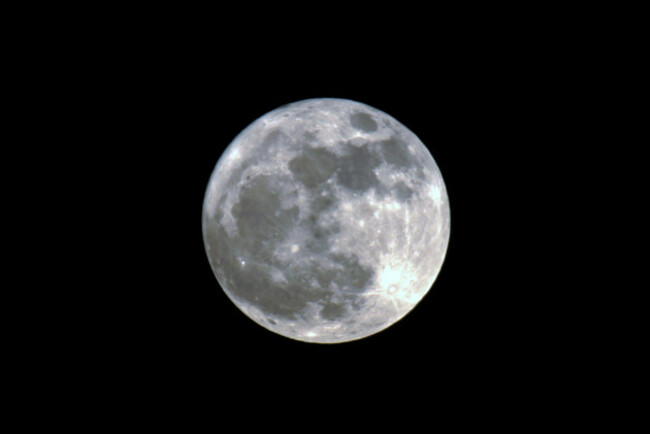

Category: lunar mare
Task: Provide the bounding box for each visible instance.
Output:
[202,98,450,343]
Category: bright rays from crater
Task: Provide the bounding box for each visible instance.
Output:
[377,262,419,305]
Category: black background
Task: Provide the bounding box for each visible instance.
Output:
[17,4,619,426]
[77,18,574,419]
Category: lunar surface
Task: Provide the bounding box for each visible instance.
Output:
[202,98,450,343]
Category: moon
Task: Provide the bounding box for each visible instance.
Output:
[202,98,450,343]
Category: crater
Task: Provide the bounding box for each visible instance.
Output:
[350,112,378,132]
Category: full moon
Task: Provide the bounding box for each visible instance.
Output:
[202,98,450,343]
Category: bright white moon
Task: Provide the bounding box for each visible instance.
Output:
[202,98,450,343]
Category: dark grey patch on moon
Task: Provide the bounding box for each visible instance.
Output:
[310,189,337,214]
[393,181,414,201]
[335,144,383,193]
[303,220,339,254]
[224,252,373,321]
[204,208,318,320]
[376,136,416,171]
[205,171,374,322]
[231,175,299,253]
[330,253,374,293]
[311,253,374,294]
[350,112,378,132]
[302,131,319,143]
[262,129,291,149]
[289,146,337,188]
[320,302,346,320]
[229,266,331,319]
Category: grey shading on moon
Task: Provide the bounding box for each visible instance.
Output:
[202,98,450,343]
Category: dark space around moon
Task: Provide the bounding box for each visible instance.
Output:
[47,7,598,422]
[21,2,589,422]
[108,39,551,402]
